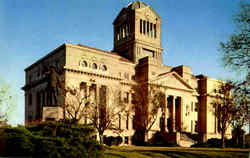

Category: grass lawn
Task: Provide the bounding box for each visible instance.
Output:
[104,146,250,158]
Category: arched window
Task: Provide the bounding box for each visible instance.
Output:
[101,65,107,71]
[92,63,97,69]
[82,61,88,67]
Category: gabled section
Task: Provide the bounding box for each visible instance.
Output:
[113,8,130,25]
[151,71,194,91]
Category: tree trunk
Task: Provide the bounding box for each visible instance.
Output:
[221,130,225,148]
[99,132,104,144]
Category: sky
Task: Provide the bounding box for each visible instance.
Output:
[0,0,245,125]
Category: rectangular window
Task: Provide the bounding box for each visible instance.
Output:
[147,21,149,35]
[140,19,142,34]
[150,23,153,37]
[154,24,157,38]
[143,20,146,34]
[126,113,129,130]
[131,93,136,104]
[118,114,121,129]
[132,115,136,130]
[124,92,129,103]
[195,103,198,112]
[191,120,193,133]
[195,121,198,132]
[125,136,129,144]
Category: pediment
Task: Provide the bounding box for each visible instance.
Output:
[138,6,161,21]
[151,72,194,92]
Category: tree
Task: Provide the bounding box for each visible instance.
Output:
[132,83,166,144]
[220,1,249,71]
[85,86,126,144]
[0,79,16,126]
[212,82,247,148]
[219,0,250,136]
[62,86,91,123]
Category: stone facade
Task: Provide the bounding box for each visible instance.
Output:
[22,1,231,145]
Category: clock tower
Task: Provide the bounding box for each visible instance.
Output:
[113,1,163,65]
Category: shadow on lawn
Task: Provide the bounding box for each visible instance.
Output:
[139,150,248,158]
[104,152,126,158]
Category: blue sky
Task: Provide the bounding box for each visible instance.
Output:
[0,0,244,125]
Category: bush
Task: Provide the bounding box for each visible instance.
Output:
[191,138,236,148]
[1,126,34,157]
[0,121,103,158]
[104,136,123,146]
[149,131,179,147]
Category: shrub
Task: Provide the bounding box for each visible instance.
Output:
[0,126,34,157]
[104,136,123,146]
[1,121,103,158]
[149,131,179,147]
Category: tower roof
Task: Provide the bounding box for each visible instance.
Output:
[127,1,148,10]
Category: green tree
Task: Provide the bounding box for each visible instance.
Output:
[132,84,166,145]
[0,78,16,126]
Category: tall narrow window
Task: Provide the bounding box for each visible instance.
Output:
[195,121,198,132]
[195,103,198,112]
[147,21,149,35]
[80,82,87,98]
[124,92,129,103]
[122,26,125,38]
[154,24,157,38]
[143,20,146,34]
[150,23,153,37]
[125,24,129,37]
[118,114,121,129]
[126,113,129,129]
[140,19,142,34]
[191,120,193,133]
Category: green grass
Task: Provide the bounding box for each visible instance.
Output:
[103,146,250,158]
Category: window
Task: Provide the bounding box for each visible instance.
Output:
[82,61,88,67]
[132,115,136,129]
[154,24,157,38]
[124,72,129,79]
[195,103,198,112]
[191,120,193,133]
[118,114,121,129]
[92,63,97,69]
[125,137,129,144]
[124,92,129,103]
[150,23,153,37]
[143,20,146,34]
[131,93,136,104]
[147,21,149,35]
[195,121,198,132]
[140,19,142,33]
[126,113,129,130]
[80,82,87,97]
[131,75,135,80]
[191,102,193,112]
[101,65,107,71]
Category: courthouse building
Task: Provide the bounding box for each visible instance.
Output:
[22,1,231,145]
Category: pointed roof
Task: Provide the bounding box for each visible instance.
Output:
[113,1,160,24]
[127,1,148,10]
